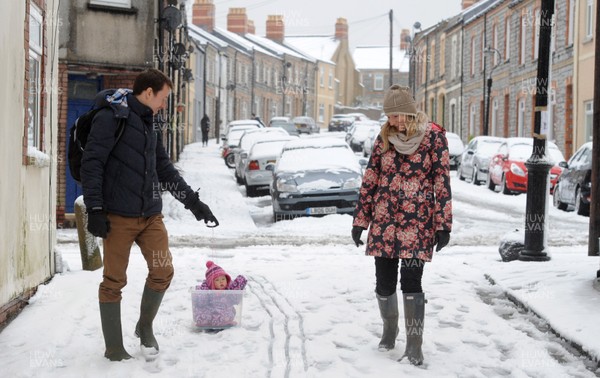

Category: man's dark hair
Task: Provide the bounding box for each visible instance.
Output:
[132,68,173,95]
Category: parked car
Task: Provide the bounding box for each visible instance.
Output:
[292,116,320,134]
[346,113,370,122]
[487,138,565,194]
[459,136,505,185]
[362,127,380,157]
[221,119,263,143]
[328,114,354,132]
[270,121,299,136]
[346,122,381,153]
[445,132,465,171]
[553,142,592,216]
[268,116,290,127]
[378,114,388,126]
[233,128,290,185]
[222,124,262,167]
[269,137,363,221]
[243,137,295,197]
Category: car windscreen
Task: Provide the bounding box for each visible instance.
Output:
[227,129,248,145]
[277,146,360,173]
[446,135,464,155]
[478,140,503,157]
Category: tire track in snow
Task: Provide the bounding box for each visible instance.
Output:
[251,275,307,378]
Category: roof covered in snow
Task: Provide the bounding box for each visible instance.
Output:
[284,36,340,65]
[188,24,229,49]
[213,27,277,58]
[245,33,314,62]
[352,46,409,72]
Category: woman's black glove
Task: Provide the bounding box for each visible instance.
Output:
[434,230,450,251]
[352,226,365,247]
[185,192,219,227]
[87,208,110,238]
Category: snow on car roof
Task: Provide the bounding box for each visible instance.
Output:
[282,137,350,151]
[249,139,293,160]
[240,129,291,150]
[277,143,361,174]
[228,119,261,127]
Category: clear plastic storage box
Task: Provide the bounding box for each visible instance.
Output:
[190,288,244,329]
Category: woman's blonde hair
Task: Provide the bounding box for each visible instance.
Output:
[379,111,429,152]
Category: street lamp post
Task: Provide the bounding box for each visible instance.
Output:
[483,46,501,136]
[519,0,555,262]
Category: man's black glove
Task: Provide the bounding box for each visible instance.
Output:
[352,226,365,247]
[185,192,219,227]
[434,230,450,252]
[87,208,110,238]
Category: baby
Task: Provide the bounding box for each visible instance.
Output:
[193,261,247,328]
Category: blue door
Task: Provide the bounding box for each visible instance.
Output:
[65,75,102,213]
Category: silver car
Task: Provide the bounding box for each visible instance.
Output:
[233,128,290,184]
[459,136,505,185]
[269,137,363,222]
[243,137,295,197]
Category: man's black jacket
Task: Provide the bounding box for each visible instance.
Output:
[81,89,195,217]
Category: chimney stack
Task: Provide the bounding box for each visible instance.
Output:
[192,0,215,32]
[462,0,479,9]
[227,8,248,34]
[335,18,348,40]
[247,20,256,34]
[266,15,285,42]
[400,29,410,50]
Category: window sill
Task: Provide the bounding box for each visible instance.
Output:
[26,147,51,168]
[87,3,138,15]
[583,36,594,45]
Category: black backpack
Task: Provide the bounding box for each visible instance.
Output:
[67,107,127,184]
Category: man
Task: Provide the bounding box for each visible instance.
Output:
[81,69,219,361]
[200,113,210,147]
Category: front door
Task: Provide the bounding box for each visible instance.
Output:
[65,75,102,213]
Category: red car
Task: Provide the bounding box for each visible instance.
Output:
[486,138,565,194]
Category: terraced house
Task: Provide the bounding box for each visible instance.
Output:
[414,0,581,158]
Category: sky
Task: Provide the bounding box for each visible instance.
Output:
[0,135,598,377]
[190,0,463,50]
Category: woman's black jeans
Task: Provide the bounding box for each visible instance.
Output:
[375,257,424,296]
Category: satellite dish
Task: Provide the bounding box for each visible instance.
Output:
[162,5,182,32]
[172,43,186,57]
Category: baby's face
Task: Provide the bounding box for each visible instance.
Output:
[213,275,228,290]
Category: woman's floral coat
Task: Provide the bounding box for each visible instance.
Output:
[353,124,452,262]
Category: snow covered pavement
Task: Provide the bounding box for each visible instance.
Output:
[0,140,598,377]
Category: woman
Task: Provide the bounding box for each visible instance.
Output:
[352,85,452,366]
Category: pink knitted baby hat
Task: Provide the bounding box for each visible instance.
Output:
[205,261,232,289]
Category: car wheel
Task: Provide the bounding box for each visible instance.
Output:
[575,187,590,216]
[458,165,466,181]
[500,175,511,195]
[245,184,256,197]
[486,174,496,191]
[553,184,568,211]
[472,166,481,185]
[225,153,235,168]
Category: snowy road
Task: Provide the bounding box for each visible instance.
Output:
[0,141,597,377]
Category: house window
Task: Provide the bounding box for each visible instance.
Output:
[469,104,476,137]
[451,36,458,79]
[440,35,446,76]
[585,101,593,141]
[328,71,333,88]
[320,67,324,87]
[450,102,456,132]
[567,0,575,45]
[586,0,594,39]
[517,99,525,136]
[28,4,43,150]
[534,9,540,60]
[374,74,384,90]
[520,14,527,64]
[491,99,499,136]
[470,37,476,76]
[90,0,132,8]
[480,32,485,73]
[318,103,325,122]
[505,18,511,61]
[492,24,499,66]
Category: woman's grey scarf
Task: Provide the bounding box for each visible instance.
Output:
[388,124,426,155]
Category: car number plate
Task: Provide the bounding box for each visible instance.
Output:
[306,206,337,215]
